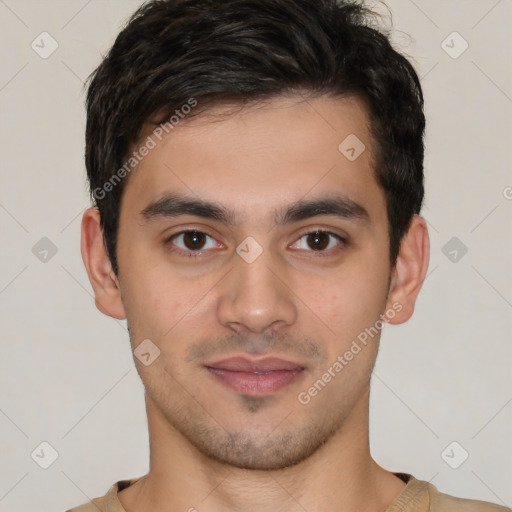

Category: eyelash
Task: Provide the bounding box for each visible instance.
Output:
[164,229,347,258]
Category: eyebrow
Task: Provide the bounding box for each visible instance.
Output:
[140,193,370,226]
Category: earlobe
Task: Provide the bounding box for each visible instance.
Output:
[385,215,430,325]
[81,207,126,320]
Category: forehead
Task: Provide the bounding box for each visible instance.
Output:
[123,94,385,226]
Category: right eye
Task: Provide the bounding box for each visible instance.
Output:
[166,230,222,256]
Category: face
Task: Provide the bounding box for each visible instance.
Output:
[111,95,399,470]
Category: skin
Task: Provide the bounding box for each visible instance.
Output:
[81,94,429,512]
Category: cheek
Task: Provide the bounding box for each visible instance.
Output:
[301,263,389,337]
[121,262,218,343]
[118,264,173,338]
[125,280,182,337]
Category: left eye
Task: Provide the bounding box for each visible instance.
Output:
[291,231,344,252]
[170,230,220,252]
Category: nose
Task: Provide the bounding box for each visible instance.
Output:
[216,249,297,334]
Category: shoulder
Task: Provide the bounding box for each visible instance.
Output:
[65,501,103,512]
[65,477,143,512]
[65,497,108,512]
[426,479,510,512]
[388,474,510,512]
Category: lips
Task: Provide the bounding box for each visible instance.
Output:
[205,356,304,372]
[204,356,305,396]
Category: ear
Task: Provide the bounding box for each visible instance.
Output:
[385,215,430,324]
[81,207,126,320]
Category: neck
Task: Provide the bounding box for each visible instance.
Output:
[119,387,406,512]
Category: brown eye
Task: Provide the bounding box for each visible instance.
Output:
[169,230,219,253]
[290,230,345,253]
[182,231,207,250]
[306,231,330,251]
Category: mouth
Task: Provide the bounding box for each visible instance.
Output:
[204,356,306,396]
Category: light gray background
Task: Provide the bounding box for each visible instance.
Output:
[0,1,511,511]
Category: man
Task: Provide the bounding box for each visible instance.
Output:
[69,0,509,510]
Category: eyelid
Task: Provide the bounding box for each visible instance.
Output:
[289,230,346,252]
[163,227,348,257]
[165,229,224,256]
[164,225,222,243]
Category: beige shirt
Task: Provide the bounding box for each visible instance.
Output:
[66,473,510,512]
